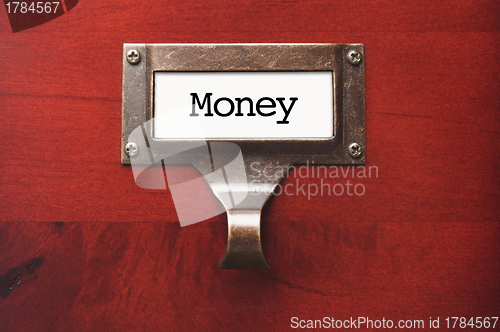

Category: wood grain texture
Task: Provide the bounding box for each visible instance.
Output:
[0,0,499,331]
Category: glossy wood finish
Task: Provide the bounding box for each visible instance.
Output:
[0,0,499,330]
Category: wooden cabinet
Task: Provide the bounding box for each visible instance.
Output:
[1,0,498,330]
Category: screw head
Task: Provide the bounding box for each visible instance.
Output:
[347,50,362,65]
[126,142,139,157]
[348,143,363,158]
[126,50,141,65]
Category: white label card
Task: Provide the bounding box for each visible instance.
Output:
[154,71,334,139]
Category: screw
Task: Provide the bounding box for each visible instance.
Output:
[126,50,141,65]
[348,143,362,158]
[347,50,362,65]
[126,142,139,157]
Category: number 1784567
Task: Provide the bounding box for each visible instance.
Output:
[5,2,60,14]
[445,317,498,329]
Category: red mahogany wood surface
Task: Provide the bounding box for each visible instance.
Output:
[0,0,499,331]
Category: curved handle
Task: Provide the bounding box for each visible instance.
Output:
[219,209,270,269]
[194,151,290,269]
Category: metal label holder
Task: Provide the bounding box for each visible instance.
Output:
[121,43,365,269]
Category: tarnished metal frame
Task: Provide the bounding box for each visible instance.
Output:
[121,43,365,165]
[121,43,365,270]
